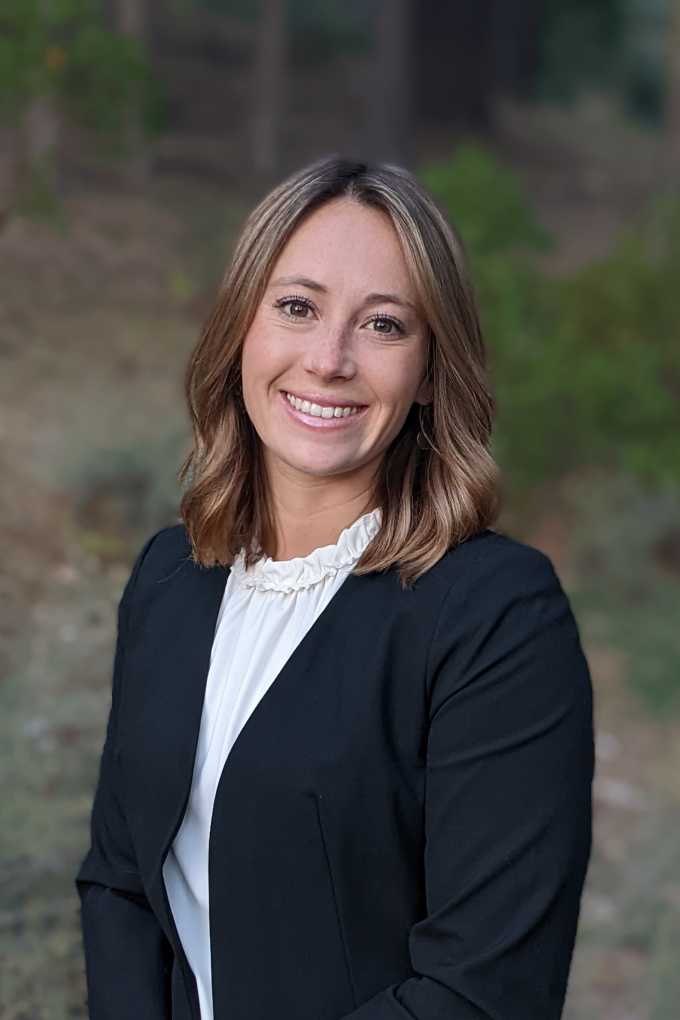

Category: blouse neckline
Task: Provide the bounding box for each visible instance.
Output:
[229,507,382,594]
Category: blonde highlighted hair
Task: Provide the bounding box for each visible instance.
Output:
[179,154,501,589]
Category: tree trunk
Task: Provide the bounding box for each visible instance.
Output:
[667,0,680,179]
[16,94,61,211]
[14,0,61,213]
[251,0,287,186]
[415,0,496,132]
[490,0,545,100]
[114,0,151,189]
[364,0,414,166]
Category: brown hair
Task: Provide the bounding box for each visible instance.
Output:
[179,154,501,589]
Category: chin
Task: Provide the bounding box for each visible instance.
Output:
[293,459,357,478]
[276,449,360,478]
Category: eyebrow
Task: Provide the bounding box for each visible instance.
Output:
[269,274,417,312]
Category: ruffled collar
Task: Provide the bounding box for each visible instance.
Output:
[229,507,382,593]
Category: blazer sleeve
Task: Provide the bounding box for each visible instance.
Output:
[340,543,595,1020]
[75,529,173,1020]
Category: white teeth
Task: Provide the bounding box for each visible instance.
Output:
[285,392,360,417]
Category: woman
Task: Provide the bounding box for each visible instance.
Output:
[75,155,594,1020]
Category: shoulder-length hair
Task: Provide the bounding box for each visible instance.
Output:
[179,154,501,590]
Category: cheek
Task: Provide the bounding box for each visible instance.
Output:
[241,327,285,391]
[366,349,427,405]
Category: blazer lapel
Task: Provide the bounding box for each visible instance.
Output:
[121,556,229,938]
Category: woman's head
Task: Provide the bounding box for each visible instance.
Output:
[180,155,501,588]
[240,196,433,498]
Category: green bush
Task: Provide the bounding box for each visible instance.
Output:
[421,143,549,258]
[567,470,680,717]
[0,0,159,135]
[550,201,680,485]
[419,144,680,498]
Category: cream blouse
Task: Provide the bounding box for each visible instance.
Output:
[162,507,382,1020]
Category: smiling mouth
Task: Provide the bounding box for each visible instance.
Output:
[282,390,366,418]
[279,390,368,429]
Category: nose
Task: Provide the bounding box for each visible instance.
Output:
[301,323,356,381]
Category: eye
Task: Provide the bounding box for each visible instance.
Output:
[273,297,405,337]
[365,314,405,337]
[273,295,315,320]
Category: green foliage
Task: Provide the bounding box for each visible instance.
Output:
[64,25,154,136]
[566,471,680,716]
[420,144,680,499]
[550,201,680,484]
[0,0,159,136]
[421,143,549,258]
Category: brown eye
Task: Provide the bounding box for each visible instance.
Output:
[366,314,404,337]
[274,296,314,319]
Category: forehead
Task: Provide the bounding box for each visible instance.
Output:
[270,198,416,296]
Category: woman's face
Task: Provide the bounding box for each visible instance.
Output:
[240,197,432,487]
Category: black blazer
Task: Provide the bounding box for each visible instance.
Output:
[75,523,594,1020]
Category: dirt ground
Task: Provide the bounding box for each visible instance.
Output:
[1,100,679,1019]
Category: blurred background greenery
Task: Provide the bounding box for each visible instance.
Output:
[1,1,679,1018]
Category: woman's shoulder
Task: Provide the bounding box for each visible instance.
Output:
[425,526,581,672]
[134,521,190,570]
[432,526,560,599]
[123,522,195,601]
[424,526,573,650]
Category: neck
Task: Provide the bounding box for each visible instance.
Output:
[264,457,379,561]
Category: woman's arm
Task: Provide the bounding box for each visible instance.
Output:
[75,530,173,1020]
[341,541,594,1020]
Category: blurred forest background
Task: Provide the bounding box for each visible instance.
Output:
[1,1,680,1018]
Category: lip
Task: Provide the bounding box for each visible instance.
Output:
[280,388,367,409]
[279,390,368,430]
